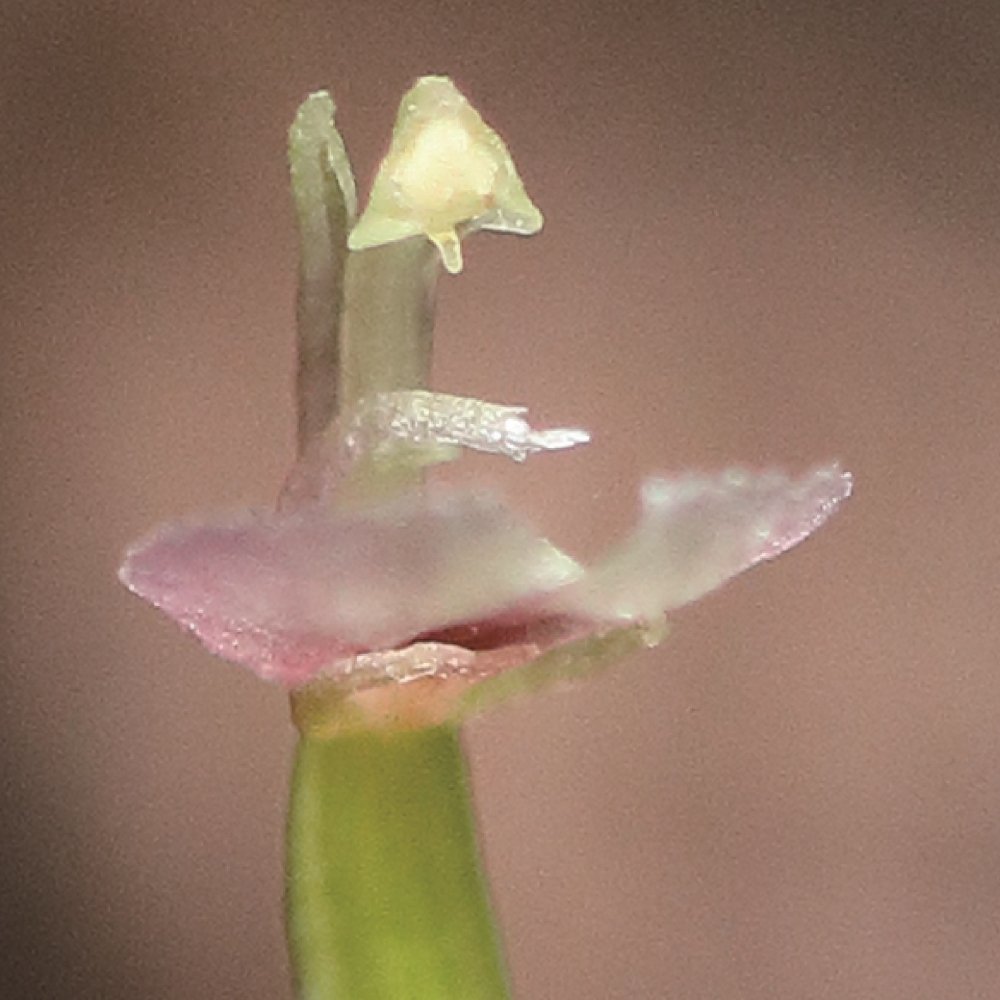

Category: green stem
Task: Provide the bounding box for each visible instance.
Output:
[285,725,511,1000]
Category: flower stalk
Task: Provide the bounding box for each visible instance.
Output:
[286,725,510,1000]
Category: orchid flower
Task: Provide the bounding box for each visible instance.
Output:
[118,77,851,1000]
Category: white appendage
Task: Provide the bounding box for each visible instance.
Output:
[344,391,590,463]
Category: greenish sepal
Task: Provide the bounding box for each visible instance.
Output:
[288,92,358,452]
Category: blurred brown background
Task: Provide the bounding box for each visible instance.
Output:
[3,1,1000,997]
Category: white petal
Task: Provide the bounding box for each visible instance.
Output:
[553,463,852,621]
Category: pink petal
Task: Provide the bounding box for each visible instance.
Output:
[552,463,852,622]
[119,491,581,684]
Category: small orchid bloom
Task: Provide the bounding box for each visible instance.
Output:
[120,80,851,732]
[120,389,851,726]
[347,76,544,274]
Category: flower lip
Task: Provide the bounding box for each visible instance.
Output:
[119,488,584,685]
[120,463,851,690]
